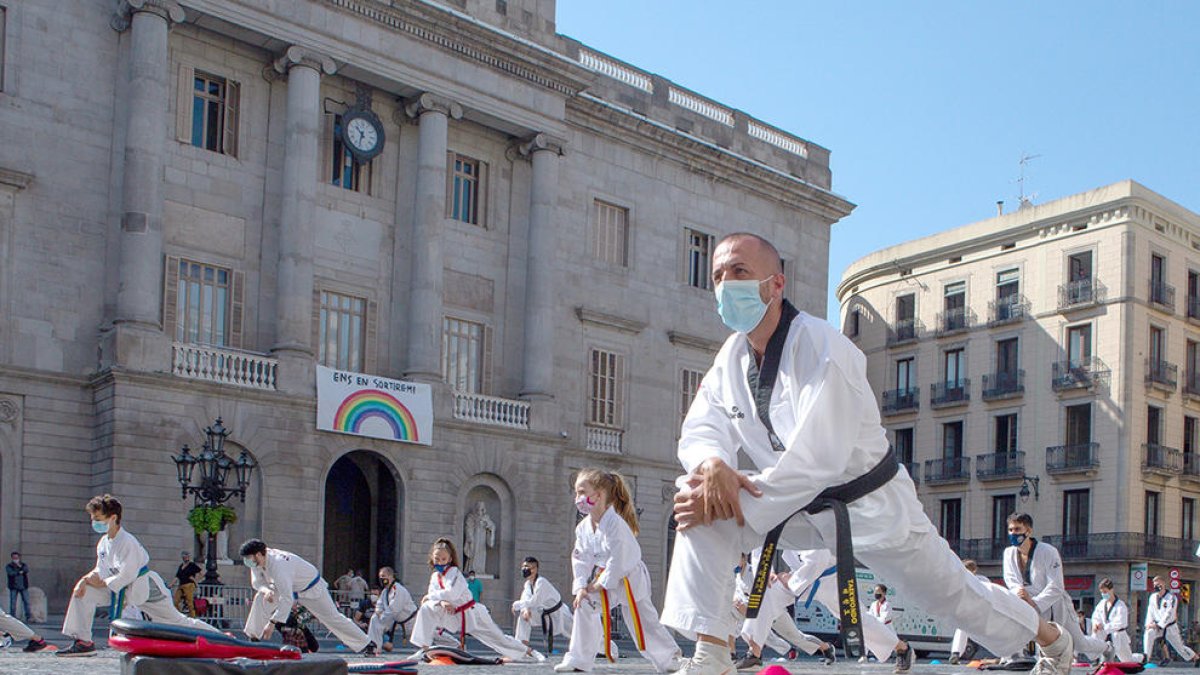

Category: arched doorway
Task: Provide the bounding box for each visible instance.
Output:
[323,451,402,582]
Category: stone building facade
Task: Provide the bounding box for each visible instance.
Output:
[0,0,852,615]
[838,181,1200,632]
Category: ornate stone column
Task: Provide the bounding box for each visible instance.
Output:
[403,93,461,382]
[271,47,335,394]
[109,0,184,368]
[519,134,565,400]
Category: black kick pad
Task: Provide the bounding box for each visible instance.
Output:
[122,654,348,675]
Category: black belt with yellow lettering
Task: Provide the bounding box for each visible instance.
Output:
[745,447,898,660]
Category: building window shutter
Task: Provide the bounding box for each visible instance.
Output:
[319,113,335,185]
[477,160,489,229]
[365,299,378,374]
[229,270,246,349]
[614,353,626,427]
[163,255,181,340]
[481,324,493,394]
[311,286,323,359]
[222,79,240,157]
[176,64,194,143]
[444,150,455,219]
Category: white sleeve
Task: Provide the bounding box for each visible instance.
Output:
[1030,548,1065,614]
[530,578,560,611]
[1163,595,1179,624]
[1146,597,1156,627]
[677,367,739,473]
[1002,548,1023,593]
[250,566,271,594]
[594,518,639,590]
[570,532,590,594]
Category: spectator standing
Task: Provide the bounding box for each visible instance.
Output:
[466,570,483,603]
[6,551,30,621]
[172,551,202,616]
[348,570,370,603]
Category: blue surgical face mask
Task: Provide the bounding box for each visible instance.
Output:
[242,557,258,568]
[92,519,109,534]
[433,563,449,574]
[734,565,743,574]
[715,276,776,334]
[1008,532,1027,547]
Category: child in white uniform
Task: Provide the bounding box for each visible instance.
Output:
[1091,578,1132,663]
[555,469,682,673]
[368,566,417,652]
[512,556,573,651]
[733,551,834,669]
[1144,575,1199,665]
[409,538,543,661]
[0,605,52,652]
[59,494,219,657]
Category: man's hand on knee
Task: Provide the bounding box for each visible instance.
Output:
[675,458,761,530]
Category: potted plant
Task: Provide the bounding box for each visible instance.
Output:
[187,504,238,536]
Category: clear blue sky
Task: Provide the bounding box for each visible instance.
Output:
[556,2,1200,318]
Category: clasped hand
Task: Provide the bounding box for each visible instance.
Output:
[673,458,762,531]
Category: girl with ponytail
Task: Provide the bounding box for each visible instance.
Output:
[555,470,681,673]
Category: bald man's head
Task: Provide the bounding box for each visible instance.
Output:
[716,233,783,275]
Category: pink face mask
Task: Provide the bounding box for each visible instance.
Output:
[575,494,596,516]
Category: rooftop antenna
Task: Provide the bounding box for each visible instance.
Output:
[1016,152,1041,209]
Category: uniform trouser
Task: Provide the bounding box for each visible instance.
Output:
[63,572,218,642]
[771,614,826,654]
[951,628,971,656]
[410,601,530,659]
[368,611,410,648]
[1144,623,1195,661]
[560,585,680,672]
[663,515,1041,660]
[0,606,36,640]
[740,582,798,649]
[1043,600,1108,659]
[1100,630,1133,662]
[763,630,790,656]
[174,582,197,616]
[806,574,898,661]
[245,586,369,652]
[515,605,573,643]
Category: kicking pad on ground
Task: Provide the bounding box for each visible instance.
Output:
[417,645,503,665]
[121,654,347,675]
[980,658,1038,670]
[110,619,300,660]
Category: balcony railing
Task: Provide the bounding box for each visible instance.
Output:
[1146,358,1179,391]
[1183,453,1200,482]
[976,451,1025,480]
[452,391,531,429]
[1046,442,1100,474]
[585,425,623,454]
[171,342,278,390]
[1184,370,1200,398]
[901,461,920,484]
[988,295,1030,326]
[982,370,1025,400]
[935,307,974,336]
[881,387,920,415]
[887,318,922,346]
[1189,296,1200,322]
[1058,278,1106,311]
[924,456,971,485]
[1150,279,1176,312]
[1143,443,1183,475]
[1040,533,1200,563]
[930,379,970,408]
[1051,357,1110,391]
[947,538,1009,563]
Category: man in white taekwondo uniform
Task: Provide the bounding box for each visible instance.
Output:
[239,539,374,654]
[368,566,417,652]
[1002,514,1110,661]
[512,556,573,653]
[1144,575,1200,665]
[1090,578,1133,663]
[661,233,1074,675]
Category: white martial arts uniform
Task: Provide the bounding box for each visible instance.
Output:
[409,565,533,660]
[559,507,681,673]
[512,576,573,645]
[1091,596,1133,662]
[1144,590,1195,661]
[368,580,418,648]
[737,551,827,657]
[244,548,369,651]
[1002,540,1108,659]
[0,606,37,641]
[661,306,1042,659]
[869,597,893,626]
[950,572,994,659]
[62,527,218,642]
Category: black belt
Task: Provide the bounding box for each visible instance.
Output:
[745,446,898,661]
[541,600,564,653]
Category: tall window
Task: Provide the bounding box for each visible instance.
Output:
[992,495,1015,544]
[1145,491,1161,537]
[944,281,966,329]
[685,229,714,289]
[894,427,915,466]
[944,348,965,386]
[679,368,704,425]
[175,260,230,346]
[995,413,1018,454]
[442,317,486,393]
[1186,416,1198,456]
[996,338,1019,376]
[1068,250,1093,281]
[592,200,629,266]
[451,155,481,225]
[1066,324,1092,365]
[1147,405,1163,446]
[1151,253,1166,300]
[588,348,625,428]
[1188,340,1200,389]
[190,71,239,156]
[1063,489,1090,539]
[942,421,964,460]
[318,291,366,372]
[1150,326,1165,365]
[996,269,1019,301]
[896,357,915,392]
[1184,498,1196,541]
[940,499,962,543]
[1189,270,1200,318]
[896,293,915,323]
[1066,403,1092,446]
[331,114,372,193]
[847,308,861,338]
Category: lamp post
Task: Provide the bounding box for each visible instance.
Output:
[171,418,257,584]
[1019,474,1040,502]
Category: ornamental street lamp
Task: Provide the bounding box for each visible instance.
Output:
[1019,474,1040,502]
[171,418,257,584]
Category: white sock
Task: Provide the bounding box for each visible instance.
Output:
[695,640,732,664]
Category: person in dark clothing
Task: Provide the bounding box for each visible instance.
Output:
[6,552,30,621]
[172,552,203,617]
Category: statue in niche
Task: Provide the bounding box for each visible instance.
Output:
[463,501,496,576]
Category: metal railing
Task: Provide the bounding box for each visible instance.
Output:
[1183,453,1200,481]
[1051,357,1110,391]
[172,342,278,390]
[976,451,1025,480]
[195,583,255,630]
[881,387,920,415]
[1146,358,1178,390]
[901,461,920,484]
[1143,443,1183,474]
[947,538,1009,563]
[989,295,1029,326]
[982,370,1025,400]
[1040,533,1200,563]
[1149,279,1176,311]
[887,318,922,346]
[452,391,531,429]
[1046,442,1100,474]
[668,86,735,126]
[585,425,623,454]
[1058,278,1105,310]
[930,379,970,407]
[936,307,974,336]
[924,456,971,484]
[1185,370,1200,397]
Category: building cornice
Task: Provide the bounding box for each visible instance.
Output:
[667,330,723,355]
[575,307,647,335]
[0,167,34,191]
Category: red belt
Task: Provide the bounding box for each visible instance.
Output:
[454,600,475,649]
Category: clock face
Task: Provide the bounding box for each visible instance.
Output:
[345,116,379,153]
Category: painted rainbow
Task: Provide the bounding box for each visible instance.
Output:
[333,389,419,442]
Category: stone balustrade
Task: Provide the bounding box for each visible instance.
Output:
[172,342,278,390]
[452,391,531,430]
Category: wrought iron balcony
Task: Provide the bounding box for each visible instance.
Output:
[930,379,970,408]
[924,456,971,485]
[1189,296,1200,322]
[1143,443,1183,475]
[901,461,920,484]
[1185,370,1200,399]
[936,307,974,336]
[881,387,920,415]
[1058,278,1106,311]
[988,295,1029,326]
[946,538,1009,563]
[1146,358,1178,391]
[1041,532,1200,563]
[1051,357,1110,391]
[887,318,923,346]
[1046,442,1100,474]
[976,451,1025,480]
[1183,453,1200,482]
[982,370,1025,400]
[1149,279,1176,312]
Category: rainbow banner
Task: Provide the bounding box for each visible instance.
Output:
[316,365,433,445]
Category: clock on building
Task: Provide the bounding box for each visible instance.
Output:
[340,107,385,162]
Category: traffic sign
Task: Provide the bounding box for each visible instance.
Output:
[1170,568,1182,580]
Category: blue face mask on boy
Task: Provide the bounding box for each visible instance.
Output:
[1008,532,1027,547]
[92,519,109,534]
[715,276,776,334]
